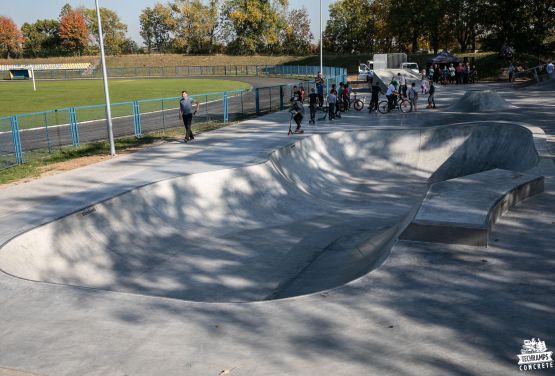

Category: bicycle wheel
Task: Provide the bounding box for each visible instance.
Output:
[378,101,389,114]
[399,99,412,113]
[353,99,364,111]
[338,101,346,112]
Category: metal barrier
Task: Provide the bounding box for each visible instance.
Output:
[0,66,347,170]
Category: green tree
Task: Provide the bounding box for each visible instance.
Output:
[83,7,128,55]
[223,0,289,54]
[171,0,221,54]
[21,19,60,57]
[281,8,312,54]
[140,4,175,53]
[324,0,375,54]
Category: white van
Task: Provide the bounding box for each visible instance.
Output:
[401,62,419,75]
[358,61,374,81]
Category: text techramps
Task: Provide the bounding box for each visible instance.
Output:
[0,123,539,302]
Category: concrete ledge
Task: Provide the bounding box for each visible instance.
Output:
[400,169,544,246]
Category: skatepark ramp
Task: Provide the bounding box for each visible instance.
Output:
[447,90,517,112]
[0,123,540,302]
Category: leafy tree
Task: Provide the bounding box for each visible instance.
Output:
[82,7,128,55]
[0,16,23,58]
[21,19,60,57]
[281,8,312,54]
[324,0,375,54]
[140,4,175,53]
[59,3,73,19]
[120,38,140,54]
[59,9,89,55]
[171,0,221,54]
[223,0,289,55]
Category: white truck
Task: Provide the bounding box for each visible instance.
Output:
[358,60,374,81]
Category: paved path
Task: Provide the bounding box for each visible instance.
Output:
[0,82,553,376]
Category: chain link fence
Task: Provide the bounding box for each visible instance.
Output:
[0,65,347,170]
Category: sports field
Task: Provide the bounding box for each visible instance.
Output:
[0,78,251,117]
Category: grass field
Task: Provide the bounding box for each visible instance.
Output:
[0,78,251,117]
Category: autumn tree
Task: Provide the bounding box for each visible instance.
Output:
[171,0,221,54]
[281,8,312,54]
[140,4,175,53]
[83,7,128,55]
[21,19,61,57]
[223,0,289,55]
[59,9,89,55]
[0,17,23,58]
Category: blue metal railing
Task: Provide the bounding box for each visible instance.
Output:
[0,65,347,169]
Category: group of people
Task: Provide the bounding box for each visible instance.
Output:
[289,74,359,133]
[425,63,476,86]
[377,72,436,112]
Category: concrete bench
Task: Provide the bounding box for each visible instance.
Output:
[400,169,544,246]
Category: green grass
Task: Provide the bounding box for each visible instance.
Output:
[0,121,233,185]
[0,78,251,118]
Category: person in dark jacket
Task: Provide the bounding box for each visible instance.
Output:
[179,91,200,142]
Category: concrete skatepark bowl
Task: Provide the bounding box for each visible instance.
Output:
[0,123,539,303]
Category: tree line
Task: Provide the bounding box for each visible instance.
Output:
[0,0,553,59]
[324,0,555,58]
[0,0,312,58]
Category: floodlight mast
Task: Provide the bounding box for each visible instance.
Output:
[320,0,323,76]
[95,0,116,156]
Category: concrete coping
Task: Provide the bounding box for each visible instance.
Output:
[400,169,544,246]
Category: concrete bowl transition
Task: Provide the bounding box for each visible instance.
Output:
[0,122,539,303]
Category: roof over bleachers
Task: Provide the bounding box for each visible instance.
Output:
[0,63,92,71]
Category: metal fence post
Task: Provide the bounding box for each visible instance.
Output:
[161,99,166,133]
[43,112,52,153]
[69,108,80,147]
[10,116,23,164]
[223,92,229,123]
[255,88,260,115]
[133,101,142,137]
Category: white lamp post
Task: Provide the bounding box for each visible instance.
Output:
[95,0,116,156]
[320,0,323,76]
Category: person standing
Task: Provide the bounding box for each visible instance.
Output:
[508,63,515,82]
[408,82,419,112]
[179,91,199,142]
[369,82,381,112]
[427,81,436,109]
[290,93,305,133]
[449,64,455,84]
[546,61,554,79]
[308,88,318,124]
[399,73,407,97]
[327,89,337,120]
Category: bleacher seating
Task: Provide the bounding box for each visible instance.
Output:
[0,63,92,71]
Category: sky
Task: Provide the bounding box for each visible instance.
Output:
[2,0,335,46]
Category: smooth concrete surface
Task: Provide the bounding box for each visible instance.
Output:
[401,169,545,246]
[0,123,542,302]
[0,82,553,375]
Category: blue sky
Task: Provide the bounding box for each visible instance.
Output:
[2,0,334,45]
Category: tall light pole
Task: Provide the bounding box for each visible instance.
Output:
[320,0,323,76]
[95,0,116,156]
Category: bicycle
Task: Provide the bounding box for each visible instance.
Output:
[377,94,412,114]
[338,91,365,112]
